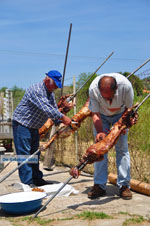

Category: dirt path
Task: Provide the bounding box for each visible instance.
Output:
[0,162,150,226]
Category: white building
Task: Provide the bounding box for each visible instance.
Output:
[0,89,13,139]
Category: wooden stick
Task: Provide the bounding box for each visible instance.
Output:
[108,173,150,196]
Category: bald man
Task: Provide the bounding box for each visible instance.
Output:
[88,73,134,200]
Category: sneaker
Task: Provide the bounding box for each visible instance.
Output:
[88,184,106,199]
[120,186,132,200]
[33,178,53,186]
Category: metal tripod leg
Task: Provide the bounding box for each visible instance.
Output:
[33,159,88,218]
[33,175,73,218]
[43,125,56,170]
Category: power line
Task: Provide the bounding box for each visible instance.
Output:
[0,49,147,62]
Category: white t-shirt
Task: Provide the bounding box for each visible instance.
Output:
[89,73,134,116]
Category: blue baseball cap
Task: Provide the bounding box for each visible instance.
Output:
[45,70,62,88]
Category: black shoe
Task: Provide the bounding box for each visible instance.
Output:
[33,178,53,186]
[43,167,53,171]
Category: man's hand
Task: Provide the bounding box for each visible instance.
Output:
[95,132,106,142]
[70,167,80,179]
[130,112,138,126]
[64,101,74,111]
[60,115,72,125]
[122,107,138,128]
[57,94,74,114]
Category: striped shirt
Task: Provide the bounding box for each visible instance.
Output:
[13,81,63,129]
[89,73,134,116]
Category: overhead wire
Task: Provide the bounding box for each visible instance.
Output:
[0,49,147,62]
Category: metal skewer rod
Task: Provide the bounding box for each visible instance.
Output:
[0,121,76,183]
[33,159,88,218]
[61,23,72,97]
[134,92,150,112]
[1,90,149,184]
[0,149,41,183]
[0,161,11,173]
[127,58,150,79]
[33,175,73,218]
[67,51,114,102]
[33,71,150,218]
[33,91,150,218]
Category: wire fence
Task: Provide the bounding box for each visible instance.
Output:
[50,117,150,184]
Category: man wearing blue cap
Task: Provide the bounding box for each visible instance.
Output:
[12,70,71,187]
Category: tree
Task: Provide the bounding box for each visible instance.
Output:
[76,72,97,106]
[142,77,150,90]
[0,87,8,92]
[12,86,25,110]
[121,72,144,96]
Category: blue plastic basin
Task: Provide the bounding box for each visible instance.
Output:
[0,191,47,215]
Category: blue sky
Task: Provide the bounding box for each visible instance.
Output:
[0,0,150,89]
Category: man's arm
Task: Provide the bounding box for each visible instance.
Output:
[91,112,106,142]
[89,91,106,142]
[28,90,71,125]
[91,112,103,133]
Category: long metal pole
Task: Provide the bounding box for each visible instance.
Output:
[0,125,69,183]
[33,159,88,218]
[134,92,150,112]
[65,51,114,103]
[0,161,11,173]
[2,57,149,183]
[33,176,73,218]
[73,51,114,97]
[33,91,150,218]
[0,149,41,183]
[127,58,150,79]
[61,23,72,96]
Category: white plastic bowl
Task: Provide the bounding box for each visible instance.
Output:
[0,191,47,215]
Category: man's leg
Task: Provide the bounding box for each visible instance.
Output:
[111,112,132,199]
[88,115,111,198]
[109,113,131,188]
[30,128,55,186]
[115,132,132,199]
[115,131,131,188]
[93,114,111,190]
[13,121,33,184]
[30,128,43,182]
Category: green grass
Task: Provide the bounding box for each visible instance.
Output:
[23,216,53,225]
[4,212,112,225]
[76,211,113,220]
[9,216,54,225]
[129,95,150,155]
[123,216,148,225]
[2,212,150,226]
[117,212,150,226]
